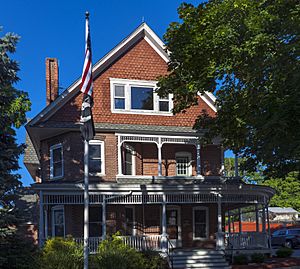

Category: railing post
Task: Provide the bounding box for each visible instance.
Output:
[39,190,44,247]
[161,194,168,252]
[102,196,106,240]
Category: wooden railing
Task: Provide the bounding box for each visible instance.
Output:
[225,232,268,249]
[74,235,162,253]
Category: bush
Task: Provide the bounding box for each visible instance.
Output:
[233,254,248,265]
[93,233,145,269]
[276,247,293,258]
[251,253,265,263]
[40,237,83,269]
[142,250,169,269]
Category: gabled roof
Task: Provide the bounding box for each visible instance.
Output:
[27,22,216,128]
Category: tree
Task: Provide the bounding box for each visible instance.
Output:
[158,0,300,178]
[0,29,31,237]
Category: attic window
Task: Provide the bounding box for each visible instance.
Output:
[110,78,173,115]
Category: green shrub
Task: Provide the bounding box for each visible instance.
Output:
[40,237,83,269]
[233,254,248,265]
[94,233,145,269]
[276,247,293,258]
[251,253,265,263]
[142,250,169,269]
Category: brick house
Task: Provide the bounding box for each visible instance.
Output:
[24,23,275,262]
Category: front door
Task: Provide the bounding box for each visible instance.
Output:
[167,207,181,247]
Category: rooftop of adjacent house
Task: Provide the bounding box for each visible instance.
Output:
[268,207,299,214]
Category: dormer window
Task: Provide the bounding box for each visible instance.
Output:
[110,78,173,115]
[50,144,63,179]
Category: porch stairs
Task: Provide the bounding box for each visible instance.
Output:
[171,249,231,269]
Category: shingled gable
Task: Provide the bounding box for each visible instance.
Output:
[27,22,216,128]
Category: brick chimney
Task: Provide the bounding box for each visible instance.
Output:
[46,58,59,105]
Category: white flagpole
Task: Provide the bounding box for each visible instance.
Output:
[84,139,89,269]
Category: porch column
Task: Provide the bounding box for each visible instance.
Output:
[227,210,231,233]
[266,205,272,249]
[234,154,239,177]
[44,208,48,239]
[161,194,168,252]
[216,194,224,250]
[39,190,44,247]
[157,138,162,176]
[238,208,242,233]
[196,143,201,176]
[220,146,225,176]
[255,204,259,232]
[117,135,123,176]
[262,206,266,233]
[102,196,106,240]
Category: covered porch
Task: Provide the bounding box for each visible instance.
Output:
[36,182,275,254]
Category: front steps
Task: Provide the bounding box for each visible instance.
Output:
[170,249,231,269]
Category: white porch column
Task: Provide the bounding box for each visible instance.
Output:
[220,146,225,176]
[117,135,123,176]
[157,138,162,176]
[238,208,242,233]
[39,190,44,247]
[196,143,201,176]
[161,194,168,252]
[234,154,239,177]
[255,204,259,232]
[216,194,224,250]
[102,196,106,240]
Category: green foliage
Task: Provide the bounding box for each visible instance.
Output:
[142,250,169,269]
[251,253,265,263]
[40,237,83,269]
[233,253,248,265]
[0,233,40,269]
[158,0,300,178]
[276,247,293,258]
[262,172,300,211]
[94,233,146,269]
[0,28,31,237]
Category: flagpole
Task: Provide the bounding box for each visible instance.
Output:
[83,139,89,269]
[83,11,90,269]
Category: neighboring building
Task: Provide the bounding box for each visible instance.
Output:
[24,23,275,261]
[268,207,299,223]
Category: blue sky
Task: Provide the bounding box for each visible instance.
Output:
[2,0,233,186]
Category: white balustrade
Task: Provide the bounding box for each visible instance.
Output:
[225,232,268,249]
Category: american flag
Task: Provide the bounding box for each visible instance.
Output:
[80,12,95,141]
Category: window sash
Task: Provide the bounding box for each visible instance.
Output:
[50,144,63,179]
[88,141,105,175]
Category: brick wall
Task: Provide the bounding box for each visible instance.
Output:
[48,38,215,127]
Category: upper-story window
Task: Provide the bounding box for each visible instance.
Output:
[110,78,173,115]
[89,140,105,175]
[50,144,63,179]
[175,152,192,176]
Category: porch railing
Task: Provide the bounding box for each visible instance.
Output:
[225,232,268,250]
[73,235,162,253]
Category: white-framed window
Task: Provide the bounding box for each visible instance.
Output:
[123,144,136,175]
[110,78,173,115]
[50,144,63,179]
[51,205,65,237]
[125,206,136,236]
[175,152,192,176]
[193,206,209,240]
[89,140,105,175]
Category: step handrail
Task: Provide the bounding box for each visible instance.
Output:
[166,236,175,269]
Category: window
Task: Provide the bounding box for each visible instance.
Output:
[89,206,102,237]
[89,140,105,175]
[110,78,173,114]
[125,207,135,236]
[50,144,63,179]
[123,144,135,175]
[193,207,208,239]
[52,206,65,237]
[175,152,192,176]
